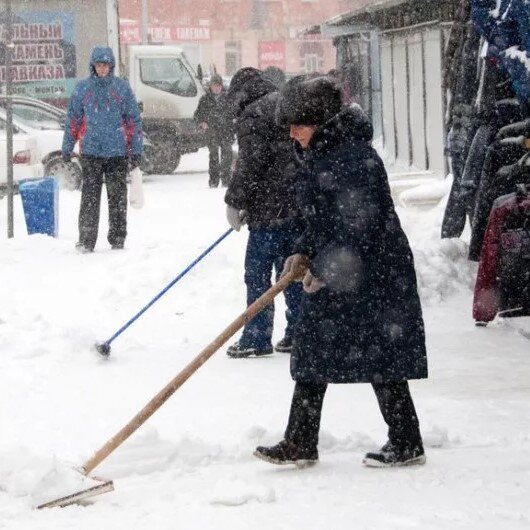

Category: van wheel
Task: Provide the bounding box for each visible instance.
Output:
[45,157,82,190]
[150,139,181,174]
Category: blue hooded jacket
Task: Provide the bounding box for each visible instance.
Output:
[62,46,142,158]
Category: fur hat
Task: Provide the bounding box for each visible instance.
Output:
[209,74,224,86]
[280,76,342,126]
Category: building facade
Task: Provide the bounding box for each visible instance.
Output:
[118,0,357,77]
[324,0,459,177]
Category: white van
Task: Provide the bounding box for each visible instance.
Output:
[126,45,206,174]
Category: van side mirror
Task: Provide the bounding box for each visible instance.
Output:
[197,64,204,83]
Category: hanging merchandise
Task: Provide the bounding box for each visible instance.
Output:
[473,182,530,324]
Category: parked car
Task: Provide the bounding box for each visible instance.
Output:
[0,96,155,186]
[0,96,82,190]
[0,112,43,196]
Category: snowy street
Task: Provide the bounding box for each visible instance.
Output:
[1,150,529,529]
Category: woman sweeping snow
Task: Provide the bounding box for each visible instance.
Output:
[255,76,429,468]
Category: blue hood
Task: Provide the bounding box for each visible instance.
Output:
[89,46,116,76]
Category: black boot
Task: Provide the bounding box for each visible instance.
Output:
[274,336,293,353]
[226,341,273,358]
[363,441,426,468]
[254,440,318,468]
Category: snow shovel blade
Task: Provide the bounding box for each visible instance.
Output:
[36,478,114,509]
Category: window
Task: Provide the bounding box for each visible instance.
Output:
[12,104,63,130]
[140,57,197,97]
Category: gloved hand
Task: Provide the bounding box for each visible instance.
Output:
[62,152,71,163]
[226,205,247,231]
[302,270,326,293]
[281,253,311,281]
[129,154,142,170]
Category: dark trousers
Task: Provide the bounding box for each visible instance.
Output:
[239,222,304,350]
[79,156,128,250]
[208,139,232,187]
[285,380,423,452]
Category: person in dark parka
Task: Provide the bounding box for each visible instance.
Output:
[194,74,233,187]
[254,77,428,468]
[224,67,305,357]
[62,46,143,252]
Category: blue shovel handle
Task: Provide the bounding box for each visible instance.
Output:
[98,228,234,351]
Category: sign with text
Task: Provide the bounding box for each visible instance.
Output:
[259,41,286,70]
[120,20,211,44]
[0,11,76,100]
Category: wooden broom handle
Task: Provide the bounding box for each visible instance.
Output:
[82,272,295,475]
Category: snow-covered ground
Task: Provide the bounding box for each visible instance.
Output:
[1,149,529,529]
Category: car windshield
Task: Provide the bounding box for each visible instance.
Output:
[11,104,64,131]
[140,57,197,97]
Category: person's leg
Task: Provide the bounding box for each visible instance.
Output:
[285,382,327,450]
[238,228,276,351]
[208,141,220,187]
[254,381,326,465]
[220,141,233,186]
[78,156,104,251]
[364,380,425,467]
[104,157,128,248]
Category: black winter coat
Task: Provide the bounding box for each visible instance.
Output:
[194,90,233,141]
[225,77,301,228]
[291,107,428,385]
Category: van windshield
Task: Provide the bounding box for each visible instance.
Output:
[140,57,197,97]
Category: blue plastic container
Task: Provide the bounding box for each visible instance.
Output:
[19,177,59,237]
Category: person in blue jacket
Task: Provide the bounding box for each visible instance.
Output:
[62,46,143,252]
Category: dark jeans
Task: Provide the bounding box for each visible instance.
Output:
[239,222,304,350]
[79,156,128,250]
[285,380,423,452]
[208,140,232,187]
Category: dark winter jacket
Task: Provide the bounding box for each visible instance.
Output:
[194,89,234,142]
[442,115,479,238]
[442,0,471,91]
[470,146,530,260]
[291,107,428,385]
[473,186,530,323]
[441,21,483,238]
[225,71,301,228]
[62,47,142,158]
[460,99,522,220]
[471,0,520,55]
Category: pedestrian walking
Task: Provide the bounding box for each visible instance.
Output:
[194,74,233,187]
[224,67,305,358]
[254,77,429,468]
[62,46,143,253]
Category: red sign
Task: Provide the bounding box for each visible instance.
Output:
[259,41,286,70]
[119,20,211,44]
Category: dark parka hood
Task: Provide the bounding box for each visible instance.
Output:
[227,67,277,117]
[89,46,116,77]
[310,105,374,153]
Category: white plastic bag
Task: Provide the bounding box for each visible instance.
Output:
[129,167,144,209]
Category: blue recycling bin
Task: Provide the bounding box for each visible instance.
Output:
[19,177,59,237]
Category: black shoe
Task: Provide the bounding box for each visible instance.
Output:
[363,441,426,468]
[274,337,293,353]
[254,440,318,468]
[111,242,124,250]
[75,242,93,254]
[209,182,219,188]
[226,341,273,358]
